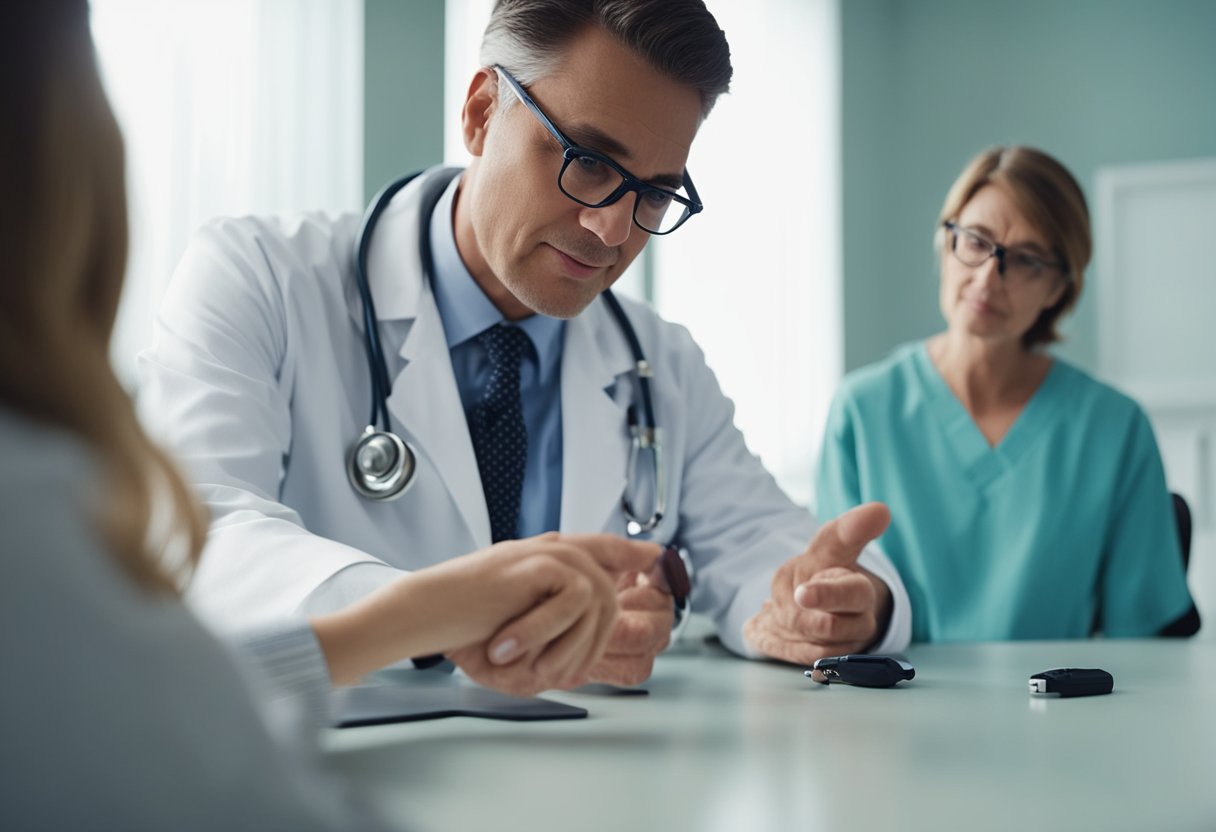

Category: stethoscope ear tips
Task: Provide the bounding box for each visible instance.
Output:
[348,427,417,501]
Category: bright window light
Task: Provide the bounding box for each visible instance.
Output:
[90,0,363,387]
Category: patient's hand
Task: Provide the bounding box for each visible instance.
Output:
[447,534,664,697]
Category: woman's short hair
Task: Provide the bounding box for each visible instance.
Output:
[936,145,1092,348]
[479,0,732,118]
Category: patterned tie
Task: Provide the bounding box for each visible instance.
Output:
[469,324,530,543]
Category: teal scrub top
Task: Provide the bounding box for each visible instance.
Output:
[814,342,1193,642]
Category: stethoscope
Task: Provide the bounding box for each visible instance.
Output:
[347,168,666,537]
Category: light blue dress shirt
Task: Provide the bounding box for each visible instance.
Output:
[814,341,1193,641]
[428,177,566,538]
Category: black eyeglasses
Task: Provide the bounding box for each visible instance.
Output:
[493,64,702,236]
[943,221,1068,286]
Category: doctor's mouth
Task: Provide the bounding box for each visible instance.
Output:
[547,243,617,280]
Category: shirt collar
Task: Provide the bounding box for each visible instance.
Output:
[429,174,564,371]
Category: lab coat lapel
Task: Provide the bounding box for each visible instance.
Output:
[388,298,490,548]
[560,297,635,532]
[360,175,491,548]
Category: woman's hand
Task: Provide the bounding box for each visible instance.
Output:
[446,534,660,696]
[311,534,663,695]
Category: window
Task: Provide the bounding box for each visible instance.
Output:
[648,1,841,506]
[91,0,364,386]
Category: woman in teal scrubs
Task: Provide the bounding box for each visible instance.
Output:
[814,146,1198,641]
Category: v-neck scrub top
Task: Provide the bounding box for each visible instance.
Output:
[814,342,1193,642]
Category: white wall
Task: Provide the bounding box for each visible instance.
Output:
[1095,157,1216,636]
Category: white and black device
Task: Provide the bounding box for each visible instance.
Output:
[1028,668,1114,697]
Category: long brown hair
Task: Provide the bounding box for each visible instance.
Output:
[0,1,205,592]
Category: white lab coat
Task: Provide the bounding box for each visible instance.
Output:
[139,169,910,656]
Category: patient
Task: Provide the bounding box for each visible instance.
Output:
[814,145,1199,642]
[0,3,658,828]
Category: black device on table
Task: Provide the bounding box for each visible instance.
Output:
[805,654,915,688]
[1028,668,1114,697]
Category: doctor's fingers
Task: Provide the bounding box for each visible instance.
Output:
[791,568,876,615]
[608,585,673,655]
[743,611,839,667]
[586,651,658,688]
[781,603,876,650]
[794,503,892,579]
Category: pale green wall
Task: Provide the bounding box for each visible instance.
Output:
[841,0,1216,372]
[362,1,1216,368]
[363,0,445,203]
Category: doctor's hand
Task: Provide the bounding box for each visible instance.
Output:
[446,534,664,697]
[582,573,674,688]
[313,533,662,696]
[744,502,894,666]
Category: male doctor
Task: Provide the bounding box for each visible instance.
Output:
[140,0,911,690]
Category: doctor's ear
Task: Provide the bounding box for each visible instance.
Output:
[461,68,500,157]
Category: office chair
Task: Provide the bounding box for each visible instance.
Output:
[1172,492,1192,572]
[1092,492,1199,637]
[1160,492,1199,637]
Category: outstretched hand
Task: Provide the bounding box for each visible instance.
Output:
[744,503,894,666]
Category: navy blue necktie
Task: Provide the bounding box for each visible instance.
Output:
[469,324,530,543]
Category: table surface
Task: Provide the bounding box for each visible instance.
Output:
[324,631,1216,832]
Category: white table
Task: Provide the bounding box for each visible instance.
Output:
[324,633,1216,832]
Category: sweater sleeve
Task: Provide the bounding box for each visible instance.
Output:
[0,412,392,832]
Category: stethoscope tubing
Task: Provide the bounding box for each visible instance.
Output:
[351,169,663,533]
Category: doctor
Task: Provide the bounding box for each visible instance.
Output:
[139,0,911,689]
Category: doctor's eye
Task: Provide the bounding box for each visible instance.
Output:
[571,154,612,181]
[640,189,674,209]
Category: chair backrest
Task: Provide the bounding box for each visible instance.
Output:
[1091,491,1197,637]
[1172,492,1192,572]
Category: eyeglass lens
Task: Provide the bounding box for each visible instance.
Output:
[952,226,1053,283]
[560,155,689,234]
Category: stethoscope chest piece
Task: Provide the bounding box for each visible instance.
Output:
[348,426,417,501]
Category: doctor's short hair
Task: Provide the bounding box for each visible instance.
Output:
[935,145,1092,349]
[479,0,732,118]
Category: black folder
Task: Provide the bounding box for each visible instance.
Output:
[330,677,588,728]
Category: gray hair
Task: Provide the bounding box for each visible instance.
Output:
[478,0,732,118]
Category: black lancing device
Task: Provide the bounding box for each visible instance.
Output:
[805,654,915,688]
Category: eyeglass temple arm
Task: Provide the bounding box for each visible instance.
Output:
[492,64,576,152]
[681,169,703,213]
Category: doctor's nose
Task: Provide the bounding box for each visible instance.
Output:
[580,196,636,249]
